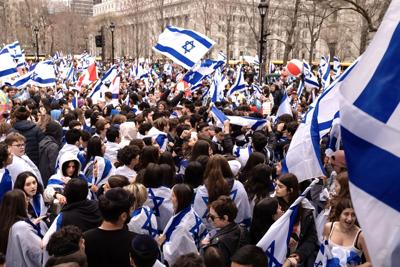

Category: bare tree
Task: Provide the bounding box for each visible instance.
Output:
[196,0,213,37]
[282,0,301,64]
[322,0,390,53]
[300,0,339,63]
[219,2,236,62]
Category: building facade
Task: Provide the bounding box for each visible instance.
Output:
[89,0,363,64]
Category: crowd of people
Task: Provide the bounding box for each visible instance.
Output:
[0,58,371,267]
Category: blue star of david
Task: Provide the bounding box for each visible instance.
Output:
[202,196,209,218]
[315,261,323,267]
[190,215,204,246]
[182,40,195,54]
[31,72,38,81]
[189,73,195,80]
[265,241,283,267]
[148,188,164,217]
[142,208,158,237]
[230,189,238,201]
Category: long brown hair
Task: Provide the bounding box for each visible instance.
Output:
[0,189,28,254]
[203,155,233,203]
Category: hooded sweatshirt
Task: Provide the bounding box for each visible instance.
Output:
[12,120,45,166]
[44,152,87,202]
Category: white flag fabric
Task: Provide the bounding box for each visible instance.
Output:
[153,26,215,70]
[89,65,118,103]
[227,65,246,96]
[257,179,319,265]
[339,1,400,266]
[0,48,18,80]
[276,90,293,119]
[318,56,331,90]
[30,61,56,87]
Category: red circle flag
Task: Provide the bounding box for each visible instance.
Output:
[286,59,303,77]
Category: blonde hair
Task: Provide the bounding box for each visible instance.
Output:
[124,183,148,210]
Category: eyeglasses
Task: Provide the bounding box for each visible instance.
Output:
[12,143,25,148]
[207,214,220,222]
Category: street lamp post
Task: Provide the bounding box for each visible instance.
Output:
[34,26,39,61]
[258,0,268,84]
[110,22,115,64]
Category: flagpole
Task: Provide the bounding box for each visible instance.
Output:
[34,26,39,61]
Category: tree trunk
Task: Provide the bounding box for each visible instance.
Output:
[283,0,300,64]
[359,18,368,55]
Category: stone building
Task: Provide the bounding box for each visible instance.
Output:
[89,0,363,64]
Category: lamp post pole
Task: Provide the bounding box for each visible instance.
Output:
[110,22,115,64]
[258,0,269,84]
[34,26,39,61]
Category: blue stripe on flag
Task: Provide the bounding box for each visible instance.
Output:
[353,23,400,123]
[211,106,228,122]
[167,26,213,48]
[33,77,56,85]
[342,127,400,212]
[154,44,195,68]
[0,68,18,77]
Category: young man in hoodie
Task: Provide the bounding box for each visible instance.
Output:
[55,129,86,170]
[11,106,44,166]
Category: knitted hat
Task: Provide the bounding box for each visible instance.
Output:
[130,235,160,266]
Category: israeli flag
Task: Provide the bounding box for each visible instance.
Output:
[89,65,118,101]
[303,61,319,89]
[312,58,359,139]
[209,68,226,103]
[276,90,293,119]
[269,62,276,74]
[257,179,319,266]
[153,26,215,70]
[284,59,358,182]
[210,105,267,131]
[183,59,224,90]
[339,2,400,266]
[314,240,333,267]
[318,56,331,90]
[144,187,174,233]
[227,65,246,96]
[65,63,75,82]
[11,71,32,89]
[0,48,18,80]
[30,61,56,87]
[217,51,227,63]
[6,41,22,60]
[297,79,304,98]
[332,56,341,80]
[145,127,168,152]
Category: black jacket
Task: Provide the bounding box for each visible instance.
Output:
[39,136,60,186]
[12,120,45,166]
[295,208,319,267]
[205,223,249,267]
[60,199,102,233]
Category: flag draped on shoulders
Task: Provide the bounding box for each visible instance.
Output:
[339,1,400,266]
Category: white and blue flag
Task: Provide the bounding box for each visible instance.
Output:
[276,90,293,119]
[209,68,226,103]
[303,61,319,89]
[318,56,331,89]
[332,56,341,80]
[269,62,276,74]
[210,105,267,131]
[11,71,32,89]
[339,2,400,266]
[89,65,118,103]
[183,59,223,90]
[283,59,358,182]
[0,48,18,80]
[227,65,246,96]
[257,179,319,265]
[30,61,56,87]
[153,26,215,70]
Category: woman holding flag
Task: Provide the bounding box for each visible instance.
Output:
[275,173,318,267]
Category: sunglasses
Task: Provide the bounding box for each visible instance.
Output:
[208,214,220,222]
